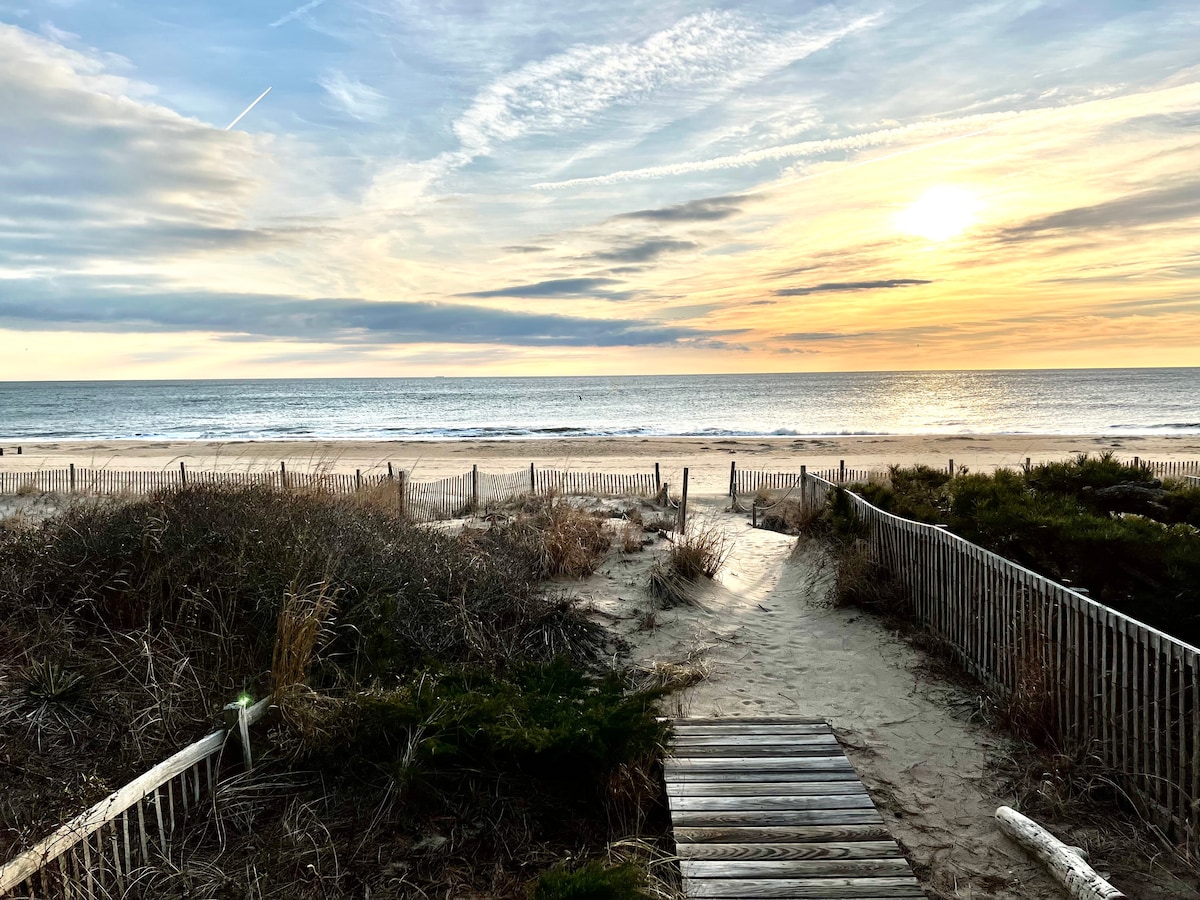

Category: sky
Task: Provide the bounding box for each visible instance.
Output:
[1,0,1199,379]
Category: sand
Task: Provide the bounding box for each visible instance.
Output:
[3,434,1199,494]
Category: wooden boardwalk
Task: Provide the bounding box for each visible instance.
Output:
[666,717,923,899]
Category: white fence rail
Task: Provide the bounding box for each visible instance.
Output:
[789,472,1200,842]
[0,699,268,899]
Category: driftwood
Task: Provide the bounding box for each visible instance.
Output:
[995,806,1126,900]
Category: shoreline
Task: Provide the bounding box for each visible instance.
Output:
[3,434,1199,492]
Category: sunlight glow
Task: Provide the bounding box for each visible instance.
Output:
[895,185,982,242]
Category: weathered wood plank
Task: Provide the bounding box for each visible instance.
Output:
[672,734,840,747]
[675,824,895,845]
[669,795,876,812]
[673,744,844,758]
[676,841,903,861]
[682,876,924,898]
[672,809,885,828]
[682,859,915,879]
[672,724,830,729]
[667,781,868,798]
[669,769,861,783]
[666,757,853,772]
[673,725,834,738]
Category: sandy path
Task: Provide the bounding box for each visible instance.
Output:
[588,500,1068,898]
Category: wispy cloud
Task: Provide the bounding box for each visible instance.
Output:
[615,196,746,223]
[995,178,1200,241]
[591,239,697,263]
[775,279,932,297]
[319,70,387,121]
[458,277,630,300]
[534,111,1025,188]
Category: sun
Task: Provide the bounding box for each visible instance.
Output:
[895,185,981,242]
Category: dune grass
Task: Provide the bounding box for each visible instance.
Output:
[0,484,675,897]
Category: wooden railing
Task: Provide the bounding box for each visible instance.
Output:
[791,472,1200,844]
[0,698,268,899]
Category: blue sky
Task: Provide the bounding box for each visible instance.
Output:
[1,0,1199,377]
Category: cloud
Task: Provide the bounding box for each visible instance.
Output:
[534,110,1023,189]
[457,277,630,300]
[776,331,876,342]
[774,279,932,297]
[615,195,746,223]
[591,239,698,263]
[319,70,388,122]
[451,11,875,158]
[502,245,551,254]
[0,281,726,348]
[0,24,271,269]
[995,179,1200,241]
[368,8,877,199]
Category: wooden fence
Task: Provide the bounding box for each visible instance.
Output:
[790,472,1200,844]
[0,464,660,522]
[0,698,268,899]
[730,462,873,497]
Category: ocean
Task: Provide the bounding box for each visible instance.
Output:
[0,369,1196,441]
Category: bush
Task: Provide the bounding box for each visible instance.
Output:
[531,860,652,900]
[826,456,1200,644]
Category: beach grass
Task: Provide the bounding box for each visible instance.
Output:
[0,483,676,896]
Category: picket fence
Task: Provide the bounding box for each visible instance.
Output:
[0,464,660,522]
[0,699,268,899]
[782,471,1200,844]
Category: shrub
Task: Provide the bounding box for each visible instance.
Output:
[531,860,653,900]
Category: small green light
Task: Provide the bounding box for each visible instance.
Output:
[237,693,253,707]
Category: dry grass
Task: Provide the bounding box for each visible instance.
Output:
[270,580,338,699]
[830,538,911,615]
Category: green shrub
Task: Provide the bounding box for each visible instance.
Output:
[822,456,1200,644]
[532,860,652,900]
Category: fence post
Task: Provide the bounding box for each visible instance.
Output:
[180,461,187,486]
[69,463,75,492]
[387,462,394,480]
[16,446,21,455]
[729,461,736,497]
[471,464,479,512]
[398,470,407,516]
[655,463,661,491]
[280,461,287,489]
[752,502,758,528]
[839,459,846,483]
[530,462,536,493]
[355,469,362,490]
[1025,457,1031,473]
[677,467,689,534]
[949,459,955,477]
[222,702,253,771]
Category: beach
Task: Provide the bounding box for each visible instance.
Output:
[4,434,1199,493]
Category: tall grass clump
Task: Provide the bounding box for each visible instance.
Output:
[647,521,729,606]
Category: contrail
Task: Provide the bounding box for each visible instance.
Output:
[270,0,328,28]
[226,87,272,130]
